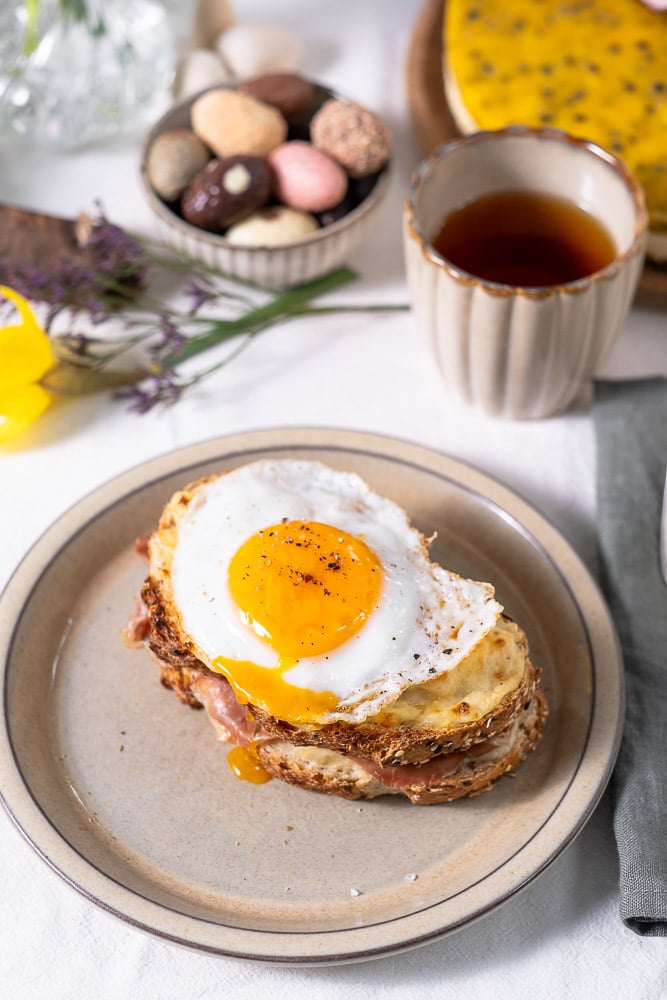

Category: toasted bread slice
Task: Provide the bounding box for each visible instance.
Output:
[142,471,507,729]
[143,587,539,766]
[256,688,547,804]
[250,618,540,765]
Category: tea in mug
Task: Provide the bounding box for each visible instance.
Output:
[431,191,617,287]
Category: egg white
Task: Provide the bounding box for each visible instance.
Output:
[169,460,502,723]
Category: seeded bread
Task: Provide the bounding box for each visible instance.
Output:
[250,623,541,765]
[135,469,547,801]
[143,536,539,765]
[256,688,547,804]
[141,474,539,766]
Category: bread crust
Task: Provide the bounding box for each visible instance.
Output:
[141,576,201,672]
[257,688,547,804]
[250,654,540,765]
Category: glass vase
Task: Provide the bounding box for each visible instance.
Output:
[0,0,176,148]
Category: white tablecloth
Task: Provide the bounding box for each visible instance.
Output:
[1,2,665,996]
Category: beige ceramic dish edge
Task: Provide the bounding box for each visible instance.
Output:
[140,87,391,291]
[0,429,623,965]
[404,126,648,420]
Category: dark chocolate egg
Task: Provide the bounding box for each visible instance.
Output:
[181,155,273,232]
[239,72,316,121]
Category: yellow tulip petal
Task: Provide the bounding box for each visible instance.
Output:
[0,285,55,390]
[0,384,52,444]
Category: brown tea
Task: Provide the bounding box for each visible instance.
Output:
[431,191,617,287]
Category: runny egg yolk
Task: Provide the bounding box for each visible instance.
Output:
[212,520,383,725]
[227,744,272,784]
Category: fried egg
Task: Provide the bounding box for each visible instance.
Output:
[168,460,502,726]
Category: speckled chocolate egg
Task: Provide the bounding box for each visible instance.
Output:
[310,98,391,178]
[146,128,211,201]
[238,72,316,120]
[268,141,348,213]
[225,205,319,245]
[191,88,287,158]
[181,155,273,232]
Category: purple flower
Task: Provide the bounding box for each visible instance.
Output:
[116,368,184,414]
[86,221,148,288]
[0,210,148,323]
[183,276,217,315]
[150,314,186,358]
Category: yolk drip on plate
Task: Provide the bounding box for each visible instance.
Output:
[227,744,272,784]
[212,520,384,726]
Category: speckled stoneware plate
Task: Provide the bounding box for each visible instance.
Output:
[0,429,623,965]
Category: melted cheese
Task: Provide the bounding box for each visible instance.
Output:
[366,617,526,729]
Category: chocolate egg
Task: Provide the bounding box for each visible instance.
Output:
[191,88,287,159]
[316,173,380,226]
[181,155,273,232]
[174,49,233,101]
[216,24,304,78]
[239,72,316,120]
[268,141,348,213]
[146,128,211,201]
[310,98,392,178]
[225,206,319,246]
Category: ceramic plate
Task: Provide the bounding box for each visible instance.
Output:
[0,429,623,964]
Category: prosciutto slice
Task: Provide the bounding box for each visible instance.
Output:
[357,752,465,788]
[355,735,499,789]
[184,670,502,791]
[122,598,150,646]
[191,672,262,747]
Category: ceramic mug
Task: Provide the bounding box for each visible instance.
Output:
[403,126,648,419]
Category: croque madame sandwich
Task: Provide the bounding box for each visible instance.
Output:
[128,459,547,804]
[443,0,667,262]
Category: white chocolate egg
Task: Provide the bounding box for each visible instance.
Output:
[216,24,304,78]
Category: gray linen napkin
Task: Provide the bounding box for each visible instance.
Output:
[593,377,667,936]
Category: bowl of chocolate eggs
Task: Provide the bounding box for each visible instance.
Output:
[141,73,392,289]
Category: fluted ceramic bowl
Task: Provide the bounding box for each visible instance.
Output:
[140,84,390,291]
[404,126,648,419]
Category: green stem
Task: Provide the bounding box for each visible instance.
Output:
[164,266,357,366]
[289,303,410,317]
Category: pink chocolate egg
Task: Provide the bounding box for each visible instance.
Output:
[268,140,348,213]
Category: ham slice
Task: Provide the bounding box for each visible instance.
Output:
[191,672,262,747]
[135,535,150,560]
[355,736,499,788]
[179,669,503,791]
[357,752,465,788]
[122,598,150,646]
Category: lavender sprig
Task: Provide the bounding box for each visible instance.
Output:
[7,209,409,415]
[3,212,147,326]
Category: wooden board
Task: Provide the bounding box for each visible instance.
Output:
[405,0,667,300]
[0,204,90,277]
[405,0,456,157]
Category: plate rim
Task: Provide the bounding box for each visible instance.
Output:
[0,427,624,964]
